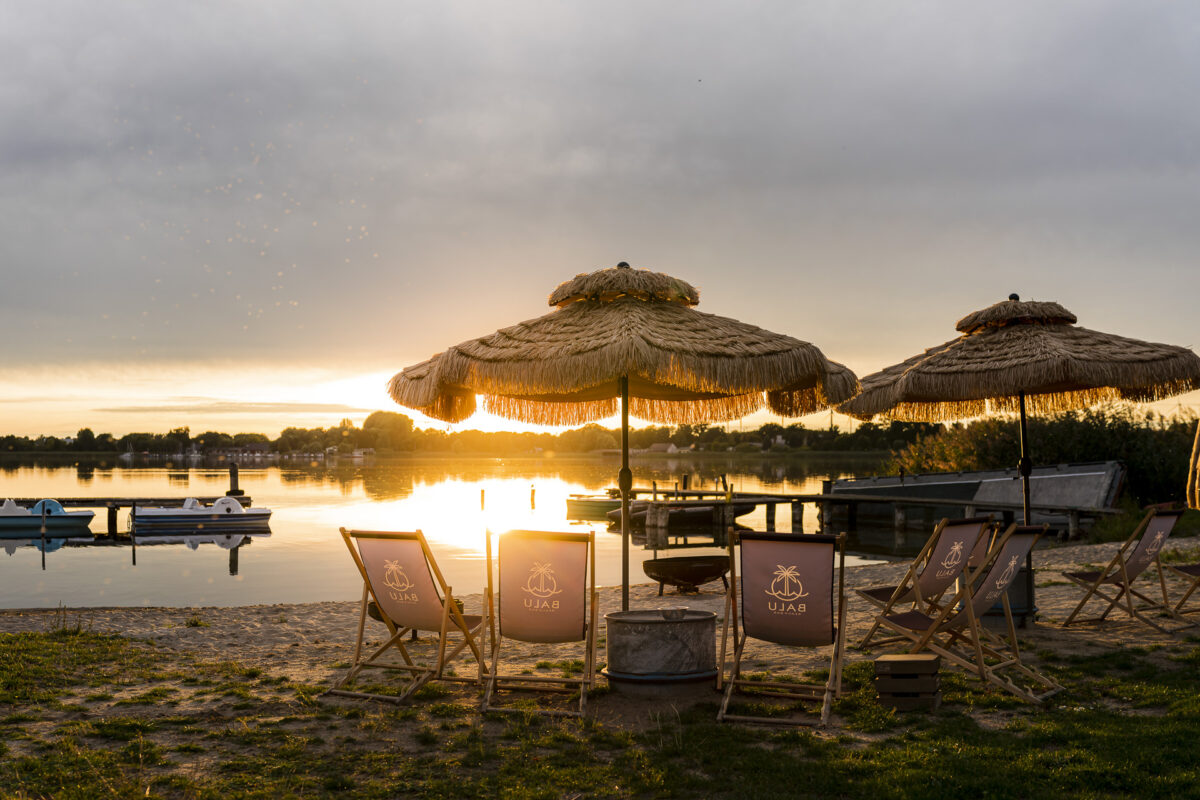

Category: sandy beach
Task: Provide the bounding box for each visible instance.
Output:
[2,536,1196,727]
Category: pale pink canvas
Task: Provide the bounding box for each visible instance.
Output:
[914,519,989,597]
[952,529,1039,625]
[357,536,446,632]
[739,536,834,647]
[1120,513,1180,583]
[498,531,588,644]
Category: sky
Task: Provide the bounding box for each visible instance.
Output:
[2,1,1199,437]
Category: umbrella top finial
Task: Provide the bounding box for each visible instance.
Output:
[549,264,700,307]
[956,297,1077,334]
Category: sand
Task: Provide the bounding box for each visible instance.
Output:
[2,536,1197,726]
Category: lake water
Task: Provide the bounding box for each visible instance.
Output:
[0,454,885,609]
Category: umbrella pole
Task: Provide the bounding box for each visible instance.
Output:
[1018,391,1032,526]
[619,376,632,611]
[1018,390,1035,623]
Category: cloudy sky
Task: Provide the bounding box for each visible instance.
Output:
[2,1,1198,436]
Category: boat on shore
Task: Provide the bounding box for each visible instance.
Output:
[566,492,622,520]
[131,497,272,532]
[0,499,95,535]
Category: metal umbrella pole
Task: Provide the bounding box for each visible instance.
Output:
[1017,390,1035,618]
[619,376,632,611]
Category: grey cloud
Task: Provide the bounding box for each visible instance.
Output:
[3,0,1200,373]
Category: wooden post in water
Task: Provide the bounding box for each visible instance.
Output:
[530,485,535,509]
[227,464,243,497]
[107,504,118,537]
[790,500,804,533]
[765,502,776,532]
[480,489,485,510]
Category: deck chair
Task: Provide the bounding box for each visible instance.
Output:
[1061,509,1193,634]
[482,529,597,717]
[856,517,993,648]
[874,525,1061,704]
[717,532,847,727]
[328,529,487,703]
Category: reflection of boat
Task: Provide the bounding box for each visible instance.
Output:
[1,537,77,555]
[0,499,95,535]
[131,530,269,549]
[566,493,621,520]
[131,497,272,531]
[642,555,730,593]
[606,501,754,530]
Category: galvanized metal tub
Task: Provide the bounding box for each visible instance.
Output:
[602,608,717,694]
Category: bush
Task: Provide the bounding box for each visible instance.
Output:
[887,407,1197,506]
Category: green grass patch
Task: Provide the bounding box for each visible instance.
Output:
[4,628,1200,799]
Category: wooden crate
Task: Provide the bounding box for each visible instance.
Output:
[874,654,941,711]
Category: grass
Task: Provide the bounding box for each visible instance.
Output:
[2,629,1200,798]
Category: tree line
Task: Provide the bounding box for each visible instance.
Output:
[0,412,939,456]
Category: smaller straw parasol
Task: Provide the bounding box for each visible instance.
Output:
[841,296,1200,423]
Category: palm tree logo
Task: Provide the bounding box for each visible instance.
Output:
[1146,531,1167,557]
[765,565,809,602]
[941,541,965,570]
[523,561,562,599]
[383,559,415,594]
[996,555,1019,589]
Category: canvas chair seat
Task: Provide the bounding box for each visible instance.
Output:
[875,525,1062,704]
[366,599,483,629]
[859,585,909,604]
[328,528,487,704]
[1061,509,1194,634]
[717,531,848,728]
[483,529,597,718]
[882,610,938,632]
[857,517,993,649]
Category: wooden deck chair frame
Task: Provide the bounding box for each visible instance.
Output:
[717,531,847,728]
[1061,509,1194,634]
[482,529,597,718]
[857,516,994,649]
[328,529,487,704]
[875,525,1062,704]
[1165,560,1200,615]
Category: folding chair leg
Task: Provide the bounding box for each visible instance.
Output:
[717,636,747,722]
[1174,578,1200,613]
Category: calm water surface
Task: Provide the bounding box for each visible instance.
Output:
[0,455,883,608]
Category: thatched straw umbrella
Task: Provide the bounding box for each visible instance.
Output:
[389,262,859,609]
[839,294,1200,611]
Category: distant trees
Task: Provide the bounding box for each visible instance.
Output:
[13,407,1193,503]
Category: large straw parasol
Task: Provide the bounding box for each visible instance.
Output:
[839,294,1200,611]
[389,262,859,609]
